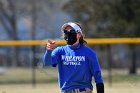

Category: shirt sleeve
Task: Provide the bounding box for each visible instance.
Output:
[51,47,61,65]
[43,50,52,66]
[88,50,103,84]
[43,47,61,66]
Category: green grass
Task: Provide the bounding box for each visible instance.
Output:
[0,68,140,84]
[0,68,140,93]
[0,67,58,84]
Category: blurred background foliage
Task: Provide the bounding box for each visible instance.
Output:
[63,0,140,38]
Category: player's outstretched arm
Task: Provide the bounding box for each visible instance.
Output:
[43,40,56,66]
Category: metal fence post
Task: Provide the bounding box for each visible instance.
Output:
[107,44,112,86]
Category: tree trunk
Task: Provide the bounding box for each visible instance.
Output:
[9,0,19,67]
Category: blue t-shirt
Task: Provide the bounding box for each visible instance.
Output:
[43,43,103,91]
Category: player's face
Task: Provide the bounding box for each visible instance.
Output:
[63,26,81,45]
[64,26,81,39]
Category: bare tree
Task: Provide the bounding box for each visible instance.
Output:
[0,0,19,66]
[0,0,67,67]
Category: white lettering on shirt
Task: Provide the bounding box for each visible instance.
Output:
[61,55,85,66]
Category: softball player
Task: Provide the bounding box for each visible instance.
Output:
[43,22,104,93]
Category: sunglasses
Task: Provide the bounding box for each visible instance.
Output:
[64,29,76,35]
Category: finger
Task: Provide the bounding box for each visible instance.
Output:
[47,43,51,46]
[50,40,55,44]
[47,43,55,48]
[47,46,54,50]
[48,40,56,44]
[47,44,55,48]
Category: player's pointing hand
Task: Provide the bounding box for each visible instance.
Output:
[47,40,56,50]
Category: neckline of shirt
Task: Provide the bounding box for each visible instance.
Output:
[67,43,81,50]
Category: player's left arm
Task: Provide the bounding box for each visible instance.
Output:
[88,51,104,93]
[96,83,104,93]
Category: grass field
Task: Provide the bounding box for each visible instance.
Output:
[0,68,140,83]
[0,82,140,93]
[0,68,140,93]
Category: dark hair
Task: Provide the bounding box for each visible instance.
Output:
[79,35,87,45]
[75,23,87,45]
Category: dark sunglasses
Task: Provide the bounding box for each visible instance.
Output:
[64,29,76,34]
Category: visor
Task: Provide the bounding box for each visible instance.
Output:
[61,22,82,34]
